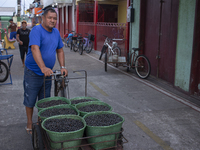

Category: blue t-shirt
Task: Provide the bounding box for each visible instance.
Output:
[25,25,64,76]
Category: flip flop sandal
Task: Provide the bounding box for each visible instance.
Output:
[25,126,32,135]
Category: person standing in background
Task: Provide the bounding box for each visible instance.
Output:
[8,19,17,39]
[16,20,30,67]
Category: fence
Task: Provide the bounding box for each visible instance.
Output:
[78,22,127,57]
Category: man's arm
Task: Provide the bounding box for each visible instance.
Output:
[16,34,23,45]
[31,45,53,76]
[57,48,68,76]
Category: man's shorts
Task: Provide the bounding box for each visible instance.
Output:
[23,66,52,108]
[10,31,17,39]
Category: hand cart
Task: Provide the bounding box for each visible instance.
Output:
[32,70,128,150]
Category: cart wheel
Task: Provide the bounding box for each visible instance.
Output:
[32,124,44,150]
[118,128,123,149]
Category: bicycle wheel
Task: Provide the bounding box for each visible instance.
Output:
[113,46,121,56]
[79,42,83,55]
[32,124,44,150]
[73,40,78,52]
[83,39,87,50]
[86,41,93,53]
[112,46,121,67]
[105,52,107,72]
[135,55,151,79]
[54,80,59,96]
[70,40,73,51]
[0,61,9,82]
[67,40,70,47]
[99,45,107,60]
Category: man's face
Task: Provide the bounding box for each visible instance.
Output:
[42,11,57,30]
[22,22,27,28]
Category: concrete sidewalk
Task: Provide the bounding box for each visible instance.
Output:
[0,42,200,150]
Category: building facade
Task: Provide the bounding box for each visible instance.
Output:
[130,0,200,97]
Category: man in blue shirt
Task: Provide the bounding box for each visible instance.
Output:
[23,8,68,134]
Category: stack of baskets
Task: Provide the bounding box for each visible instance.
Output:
[35,96,125,150]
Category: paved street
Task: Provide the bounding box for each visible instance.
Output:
[0,42,200,150]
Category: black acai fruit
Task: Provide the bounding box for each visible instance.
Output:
[85,114,122,126]
[40,108,78,117]
[38,100,68,108]
[44,118,84,132]
[78,104,110,112]
[71,99,94,105]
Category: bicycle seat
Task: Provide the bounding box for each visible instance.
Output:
[132,48,141,51]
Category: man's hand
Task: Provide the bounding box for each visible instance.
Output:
[19,41,23,45]
[61,68,68,77]
[41,67,53,77]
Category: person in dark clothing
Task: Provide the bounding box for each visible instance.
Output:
[16,20,30,67]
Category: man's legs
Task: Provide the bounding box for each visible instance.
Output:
[19,46,28,67]
[23,66,43,132]
[25,106,33,130]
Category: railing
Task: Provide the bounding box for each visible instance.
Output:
[78,22,127,56]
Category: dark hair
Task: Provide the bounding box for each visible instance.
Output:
[9,19,13,22]
[43,7,57,17]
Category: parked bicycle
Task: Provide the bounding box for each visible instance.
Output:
[0,60,9,82]
[126,48,151,79]
[0,47,9,83]
[99,35,122,71]
[83,33,94,53]
[64,30,75,48]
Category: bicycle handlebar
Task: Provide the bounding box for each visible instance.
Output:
[51,70,67,78]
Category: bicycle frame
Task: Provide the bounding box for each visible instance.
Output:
[104,37,117,55]
[43,70,88,99]
[129,50,138,67]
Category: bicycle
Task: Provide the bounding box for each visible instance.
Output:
[72,33,83,53]
[126,48,151,79]
[0,60,9,82]
[44,70,87,99]
[64,30,75,48]
[51,70,69,98]
[83,33,94,53]
[99,35,122,72]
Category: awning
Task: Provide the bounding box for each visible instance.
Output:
[0,12,14,16]
[42,0,73,7]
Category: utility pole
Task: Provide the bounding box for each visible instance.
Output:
[23,0,25,17]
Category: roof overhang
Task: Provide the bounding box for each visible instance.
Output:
[0,7,15,16]
[0,12,14,16]
[42,0,73,7]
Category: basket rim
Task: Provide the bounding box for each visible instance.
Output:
[83,111,125,128]
[35,96,71,109]
[41,115,86,134]
[75,101,113,113]
[38,104,80,118]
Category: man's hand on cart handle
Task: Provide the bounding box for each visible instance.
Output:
[41,67,53,77]
[61,68,68,77]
